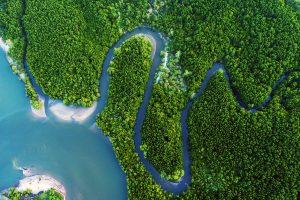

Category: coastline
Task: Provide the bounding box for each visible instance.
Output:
[0,37,15,66]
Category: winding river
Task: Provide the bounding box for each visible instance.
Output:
[20,24,292,195]
[1,2,295,197]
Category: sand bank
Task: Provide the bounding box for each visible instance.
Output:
[49,101,97,123]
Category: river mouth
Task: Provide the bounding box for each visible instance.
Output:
[0,48,127,200]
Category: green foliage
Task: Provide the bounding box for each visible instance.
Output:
[0,0,40,108]
[97,36,169,199]
[32,189,63,200]
[180,72,300,199]
[152,0,300,108]
[4,187,63,200]
[275,72,300,111]
[24,0,99,106]
[99,36,152,130]
[141,50,186,181]
[14,0,149,106]
[6,187,31,200]
[0,0,23,64]
[1,0,150,107]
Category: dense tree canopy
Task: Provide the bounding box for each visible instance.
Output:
[151,0,300,108]
[141,51,187,181]
[181,71,300,199]
[23,0,150,106]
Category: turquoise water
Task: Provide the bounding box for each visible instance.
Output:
[0,49,127,199]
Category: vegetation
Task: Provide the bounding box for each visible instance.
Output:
[180,71,300,199]
[0,0,23,63]
[274,71,300,111]
[99,35,153,129]
[97,36,170,199]
[32,189,63,200]
[141,50,187,181]
[4,187,62,200]
[5,187,31,200]
[22,0,148,106]
[151,0,300,108]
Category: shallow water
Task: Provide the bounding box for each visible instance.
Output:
[0,49,127,199]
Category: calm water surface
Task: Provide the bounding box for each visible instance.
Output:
[0,49,126,199]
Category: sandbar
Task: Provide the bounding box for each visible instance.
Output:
[49,101,97,123]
